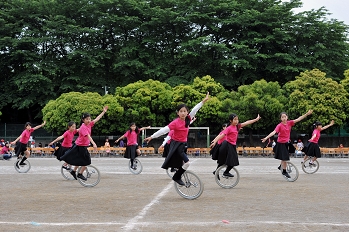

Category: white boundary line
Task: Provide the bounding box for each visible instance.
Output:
[0,220,348,227]
[121,181,173,231]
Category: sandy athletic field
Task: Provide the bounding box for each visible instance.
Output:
[0,156,349,232]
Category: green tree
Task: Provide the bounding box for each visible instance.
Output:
[42,92,123,134]
[284,69,349,132]
[114,79,174,132]
[226,79,287,144]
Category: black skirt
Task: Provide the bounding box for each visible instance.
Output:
[60,144,91,166]
[162,143,170,158]
[161,140,189,169]
[210,143,220,160]
[273,142,290,161]
[303,142,321,158]
[124,145,138,159]
[53,146,70,161]
[15,142,27,156]
[217,141,239,167]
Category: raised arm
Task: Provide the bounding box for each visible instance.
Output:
[320,120,335,131]
[93,106,108,124]
[144,126,170,143]
[261,130,277,143]
[294,110,313,123]
[139,126,151,131]
[49,135,64,146]
[210,133,226,148]
[240,114,261,127]
[33,121,46,131]
[189,92,210,118]
[11,135,22,145]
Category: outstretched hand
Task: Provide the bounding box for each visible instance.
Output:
[103,106,109,112]
[256,114,261,121]
[306,110,313,116]
[144,137,152,143]
[202,92,210,103]
[330,120,335,125]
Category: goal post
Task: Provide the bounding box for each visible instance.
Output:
[141,127,210,148]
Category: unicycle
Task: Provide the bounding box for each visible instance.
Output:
[61,164,75,180]
[14,156,31,173]
[129,158,143,174]
[215,165,240,189]
[77,165,100,187]
[166,167,178,178]
[281,161,299,182]
[174,170,204,200]
[301,157,319,174]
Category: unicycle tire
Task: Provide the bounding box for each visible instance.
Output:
[14,159,31,173]
[281,161,299,182]
[77,165,100,187]
[129,158,143,174]
[61,164,75,180]
[174,170,204,200]
[301,158,319,174]
[215,165,240,189]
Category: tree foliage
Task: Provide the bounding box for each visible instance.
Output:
[283,69,349,132]
[1,0,348,123]
[42,92,123,134]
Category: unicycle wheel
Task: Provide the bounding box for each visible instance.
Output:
[14,159,31,173]
[174,170,204,200]
[77,165,100,187]
[61,164,75,180]
[301,158,319,174]
[281,161,299,182]
[129,158,143,174]
[215,165,240,189]
[166,167,178,178]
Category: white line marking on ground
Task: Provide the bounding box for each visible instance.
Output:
[121,181,173,231]
[0,220,348,227]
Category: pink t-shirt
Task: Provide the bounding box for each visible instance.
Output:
[222,124,241,145]
[275,120,295,143]
[309,129,321,143]
[61,129,78,147]
[168,117,191,142]
[123,130,140,146]
[20,129,34,144]
[75,121,95,146]
[167,130,174,144]
[217,131,226,145]
[1,146,9,154]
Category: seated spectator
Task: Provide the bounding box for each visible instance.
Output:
[119,139,125,147]
[0,142,12,160]
[104,138,111,153]
[296,139,304,150]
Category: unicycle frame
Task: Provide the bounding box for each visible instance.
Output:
[281,161,299,182]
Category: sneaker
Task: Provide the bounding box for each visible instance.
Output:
[309,162,316,167]
[301,162,306,168]
[62,165,70,171]
[131,165,137,170]
[213,171,216,175]
[16,162,20,168]
[282,172,291,178]
[19,162,26,166]
[223,172,234,178]
[77,173,87,181]
[277,165,281,170]
[69,170,77,180]
[170,168,176,172]
[173,179,185,186]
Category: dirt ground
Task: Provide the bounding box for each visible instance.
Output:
[0,156,348,232]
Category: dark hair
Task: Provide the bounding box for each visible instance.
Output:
[24,122,32,129]
[67,121,76,128]
[176,103,191,127]
[81,113,91,123]
[229,113,238,121]
[313,121,322,129]
[280,112,288,118]
[128,122,140,133]
[222,123,228,128]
